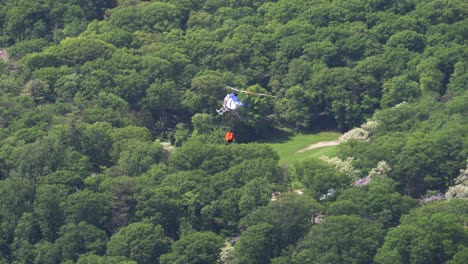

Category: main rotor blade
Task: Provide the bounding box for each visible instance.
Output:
[225,85,277,98]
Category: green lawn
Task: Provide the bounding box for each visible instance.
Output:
[262,131,341,166]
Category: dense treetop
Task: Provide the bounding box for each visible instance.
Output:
[0,0,467,263]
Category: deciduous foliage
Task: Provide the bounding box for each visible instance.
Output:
[339,96,467,197]
[34,184,66,241]
[77,254,137,264]
[291,158,351,200]
[293,215,386,264]
[0,0,466,263]
[375,201,468,264]
[107,222,170,264]
[54,222,107,262]
[327,177,415,227]
[159,231,224,264]
[235,223,273,264]
[62,189,110,230]
[241,193,322,257]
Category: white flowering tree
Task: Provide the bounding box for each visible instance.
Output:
[320,156,361,180]
[368,161,391,178]
[339,120,379,143]
[445,162,468,199]
[354,161,391,187]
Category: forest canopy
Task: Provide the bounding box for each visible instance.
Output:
[0,0,467,263]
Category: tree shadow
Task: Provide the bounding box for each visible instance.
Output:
[259,127,295,144]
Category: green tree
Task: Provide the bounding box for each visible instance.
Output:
[62,189,110,230]
[33,241,61,264]
[10,213,40,264]
[100,29,134,48]
[340,96,466,197]
[55,222,107,262]
[144,80,181,131]
[386,30,425,52]
[107,2,182,33]
[293,215,385,264]
[417,57,445,95]
[447,61,468,94]
[3,1,49,42]
[310,67,367,130]
[222,157,282,188]
[111,70,148,106]
[160,231,224,264]
[186,72,225,113]
[110,125,151,160]
[13,137,74,182]
[235,223,273,264]
[381,75,421,108]
[238,177,272,217]
[291,158,351,200]
[140,1,182,32]
[191,113,216,135]
[0,77,22,95]
[55,73,80,102]
[375,212,467,264]
[172,123,191,147]
[34,184,66,241]
[241,193,322,257]
[107,222,170,264]
[327,177,415,227]
[159,170,217,229]
[98,176,134,233]
[106,6,141,32]
[78,122,113,170]
[285,58,313,86]
[54,37,116,66]
[169,141,226,173]
[134,186,182,238]
[275,20,315,59]
[275,85,315,129]
[22,52,61,73]
[113,140,165,177]
[447,246,468,264]
[80,93,131,127]
[413,0,468,25]
[0,176,34,251]
[201,187,242,232]
[77,254,137,264]
[7,38,50,58]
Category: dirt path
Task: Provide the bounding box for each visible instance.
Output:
[296,140,340,153]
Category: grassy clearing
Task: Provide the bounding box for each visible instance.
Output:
[262,131,341,166]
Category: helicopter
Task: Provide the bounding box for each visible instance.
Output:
[216,86,276,143]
